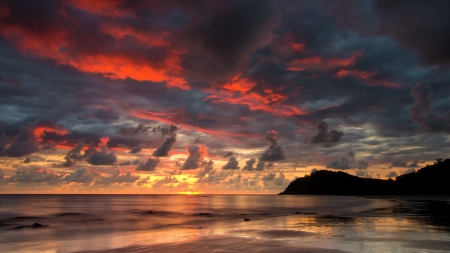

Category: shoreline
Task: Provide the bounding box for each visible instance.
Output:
[75,235,352,253]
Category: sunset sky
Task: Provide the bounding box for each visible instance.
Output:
[1,0,450,194]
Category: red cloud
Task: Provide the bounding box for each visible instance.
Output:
[0,1,188,88]
[223,73,257,93]
[204,89,306,117]
[287,52,361,72]
[129,110,261,139]
[335,69,401,88]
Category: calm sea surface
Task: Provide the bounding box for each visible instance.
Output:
[0,195,449,253]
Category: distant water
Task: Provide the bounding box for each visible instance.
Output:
[0,195,449,253]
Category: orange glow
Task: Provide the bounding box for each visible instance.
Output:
[166,78,190,90]
[177,191,201,195]
[282,35,305,52]
[336,69,401,88]
[33,127,70,142]
[68,0,130,17]
[129,110,261,138]
[0,5,188,87]
[287,52,361,72]
[99,136,110,147]
[223,73,256,93]
[291,42,305,52]
[204,90,307,116]
[336,69,375,80]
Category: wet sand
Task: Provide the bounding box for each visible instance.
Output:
[73,197,450,253]
[77,235,351,253]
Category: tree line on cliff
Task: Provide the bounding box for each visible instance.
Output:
[280,159,450,195]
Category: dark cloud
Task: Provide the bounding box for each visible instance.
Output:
[7,168,63,185]
[181,144,207,170]
[390,160,408,168]
[223,151,234,158]
[2,126,38,157]
[260,130,285,162]
[197,160,214,178]
[178,0,279,81]
[152,125,178,157]
[63,167,100,185]
[374,0,450,66]
[385,171,398,178]
[118,159,141,166]
[407,160,419,168]
[410,82,450,133]
[242,158,256,171]
[86,147,117,165]
[130,144,146,154]
[136,157,159,171]
[222,156,240,170]
[355,160,369,170]
[66,142,86,160]
[310,121,344,147]
[52,157,75,168]
[255,160,265,171]
[327,156,353,170]
[117,123,151,136]
[95,170,140,185]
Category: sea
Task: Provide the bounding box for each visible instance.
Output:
[0,194,449,253]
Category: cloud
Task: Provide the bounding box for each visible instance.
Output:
[390,160,407,168]
[255,161,265,171]
[197,160,214,178]
[385,171,398,178]
[66,142,86,160]
[86,146,117,165]
[197,169,233,184]
[181,144,208,170]
[355,160,369,170]
[152,125,178,157]
[407,160,419,168]
[129,144,146,154]
[402,168,416,175]
[95,170,140,186]
[0,169,5,184]
[260,130,285,162]
[7,168,63,185]
[222,156,240,170]
[410,82,450,133]
[118,159,141,166]
[52,156,75,168]
[117,123,151,136]
[2,126,38,157]
[273,173,290,186]
[63,167,101,185]
[309,121,344,147]
[137,176,150,186]
[242,158,256,171]
[327,151,354,170]
[223,151,234,158]
[151,176,178,189]
[136,157,159,171]
[374,0,450,65]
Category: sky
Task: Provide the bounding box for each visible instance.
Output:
[0,0,450,194]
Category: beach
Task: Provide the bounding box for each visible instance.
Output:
[0,195,449,253]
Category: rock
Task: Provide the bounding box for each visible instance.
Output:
[197,213,212,216]
[30,223,46,228]
[294,212,302,214]
[244,218,251,221]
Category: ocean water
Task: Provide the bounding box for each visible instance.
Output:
[0,195,449,253]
